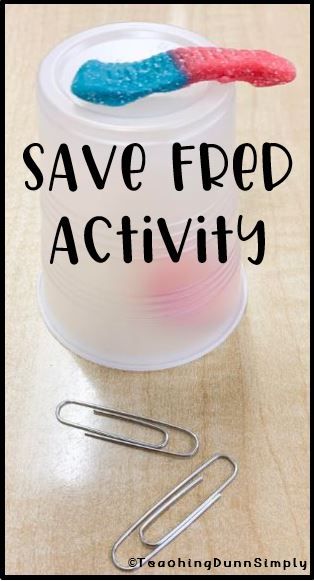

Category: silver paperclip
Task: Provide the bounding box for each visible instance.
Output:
[112,453,238,570]
[56,400,199,457]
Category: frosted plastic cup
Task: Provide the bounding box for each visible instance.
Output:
[37,22,247,370]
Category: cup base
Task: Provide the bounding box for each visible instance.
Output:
[37,269,248,371]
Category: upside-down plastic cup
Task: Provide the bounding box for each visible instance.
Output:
[37,22,247,370]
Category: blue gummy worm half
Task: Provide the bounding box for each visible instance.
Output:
[71,52,188,107]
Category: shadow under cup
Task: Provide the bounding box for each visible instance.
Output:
[37,21,247,371]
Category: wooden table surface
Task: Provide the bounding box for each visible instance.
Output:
[5,4,309,576]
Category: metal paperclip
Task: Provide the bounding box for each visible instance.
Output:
[112,453,238,570]
[56,400,199,457]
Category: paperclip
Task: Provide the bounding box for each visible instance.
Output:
[55,400,199,457]
[112,453,238,570]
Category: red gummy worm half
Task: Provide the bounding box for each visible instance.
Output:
[171,47,296,87]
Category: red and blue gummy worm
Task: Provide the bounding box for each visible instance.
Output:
[71,47,296,107]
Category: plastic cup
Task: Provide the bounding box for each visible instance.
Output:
[37,22,247,370]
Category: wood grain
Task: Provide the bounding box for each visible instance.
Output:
[5,4,309,576]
